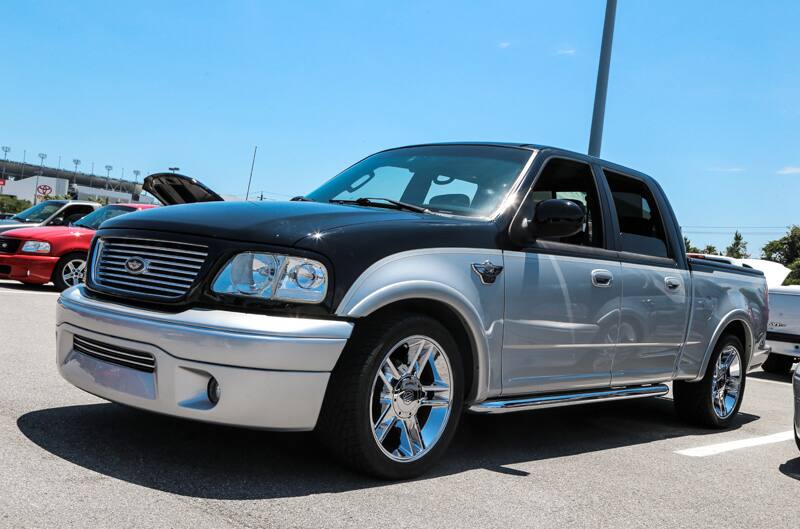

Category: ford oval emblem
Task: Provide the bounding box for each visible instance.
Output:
[124,257,148,275]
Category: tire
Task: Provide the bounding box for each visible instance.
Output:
[316,311,464,479]
[673,335,746,428]
[762,353,795,375]
[52,252,88,291]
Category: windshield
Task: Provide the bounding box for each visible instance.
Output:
[11,201,66,223]
[73,205,136,230]
[306,145,532,217]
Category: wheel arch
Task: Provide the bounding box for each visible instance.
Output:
[338,281,491,403]
[693,312,754,381]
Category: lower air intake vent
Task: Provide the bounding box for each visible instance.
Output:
[72,335,156,372]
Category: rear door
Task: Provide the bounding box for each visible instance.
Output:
[502,157,622,395]
[600,168,691,385]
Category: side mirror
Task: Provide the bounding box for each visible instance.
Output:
[49,216,65,226]
[529,199,585,239]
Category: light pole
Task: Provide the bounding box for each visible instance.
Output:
[246,145,258,201]
[35,153,47,204]
[168,167,179,173]
[0,146,8,194]
[103,165,113,204]
[133,170,141,201]
[1,146,9,184]
[72,159,81,183]
[588,0,617,157]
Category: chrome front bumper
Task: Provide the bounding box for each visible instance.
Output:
[56,286,354,431]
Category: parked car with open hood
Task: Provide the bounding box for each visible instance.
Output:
[0,200,99,234]
[55,145,769,479]
[0,203,156,290]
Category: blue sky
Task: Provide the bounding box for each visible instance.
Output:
[5,1,799,254]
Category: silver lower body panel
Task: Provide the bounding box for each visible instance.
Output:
[56,286,354,431]
[748,346,771,371]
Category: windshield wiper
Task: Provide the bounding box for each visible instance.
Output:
[291,196,314,202]
[329,197,428,214]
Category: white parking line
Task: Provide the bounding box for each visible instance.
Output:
[675,431,794,457]
[748,376,794,386]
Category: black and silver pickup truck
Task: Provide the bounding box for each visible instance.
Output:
[55,143,769,479]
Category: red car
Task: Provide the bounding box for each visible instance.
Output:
[0,203,157,290]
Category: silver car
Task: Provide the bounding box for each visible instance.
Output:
[0,200,99,234]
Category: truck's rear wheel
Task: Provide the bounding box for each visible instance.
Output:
[673,335,746,428]
[761,353,795,375]
[316,312,463,479]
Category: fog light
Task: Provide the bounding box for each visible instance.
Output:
[207,377,221,404]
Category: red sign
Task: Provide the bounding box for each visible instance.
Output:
[37,184,53,196]
[0,179,6,186]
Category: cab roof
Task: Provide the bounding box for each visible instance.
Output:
[384,142,660,188]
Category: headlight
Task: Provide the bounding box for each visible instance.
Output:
[21,241,51,254]
[212,252,328,303]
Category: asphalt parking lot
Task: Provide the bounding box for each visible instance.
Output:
[1,279,798,529]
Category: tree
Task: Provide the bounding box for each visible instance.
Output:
[701,244,720,255]
[0,195,32,214]
[762,225,800,285]
[684,236,700,254]
[724,230,750,259]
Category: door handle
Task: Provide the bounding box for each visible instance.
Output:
[665,276,681,290]
[591,269,613,288]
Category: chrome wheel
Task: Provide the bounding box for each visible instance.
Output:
[369,335,453,462]
[711,345,742,419]
[62,259,86,287]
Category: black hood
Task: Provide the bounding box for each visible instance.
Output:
[101,200,440,245]
[100,200,500,308]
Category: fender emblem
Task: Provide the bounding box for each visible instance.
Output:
[471,260,504,284]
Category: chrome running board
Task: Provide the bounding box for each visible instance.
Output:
[468,384,669,414]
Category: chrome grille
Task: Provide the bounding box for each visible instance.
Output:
[73,335,156,372]
[91,237,208,299]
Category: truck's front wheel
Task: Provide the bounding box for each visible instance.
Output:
[317,313,464,479]
[674,335,746,428]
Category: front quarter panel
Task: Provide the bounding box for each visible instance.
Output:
[335,248,505,402]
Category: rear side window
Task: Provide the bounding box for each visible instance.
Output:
[604,170,671,258]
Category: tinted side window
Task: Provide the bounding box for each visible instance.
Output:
[604,170,670,258]
[529,158,603,247]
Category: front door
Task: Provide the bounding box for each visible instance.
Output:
[502,157,621,395]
